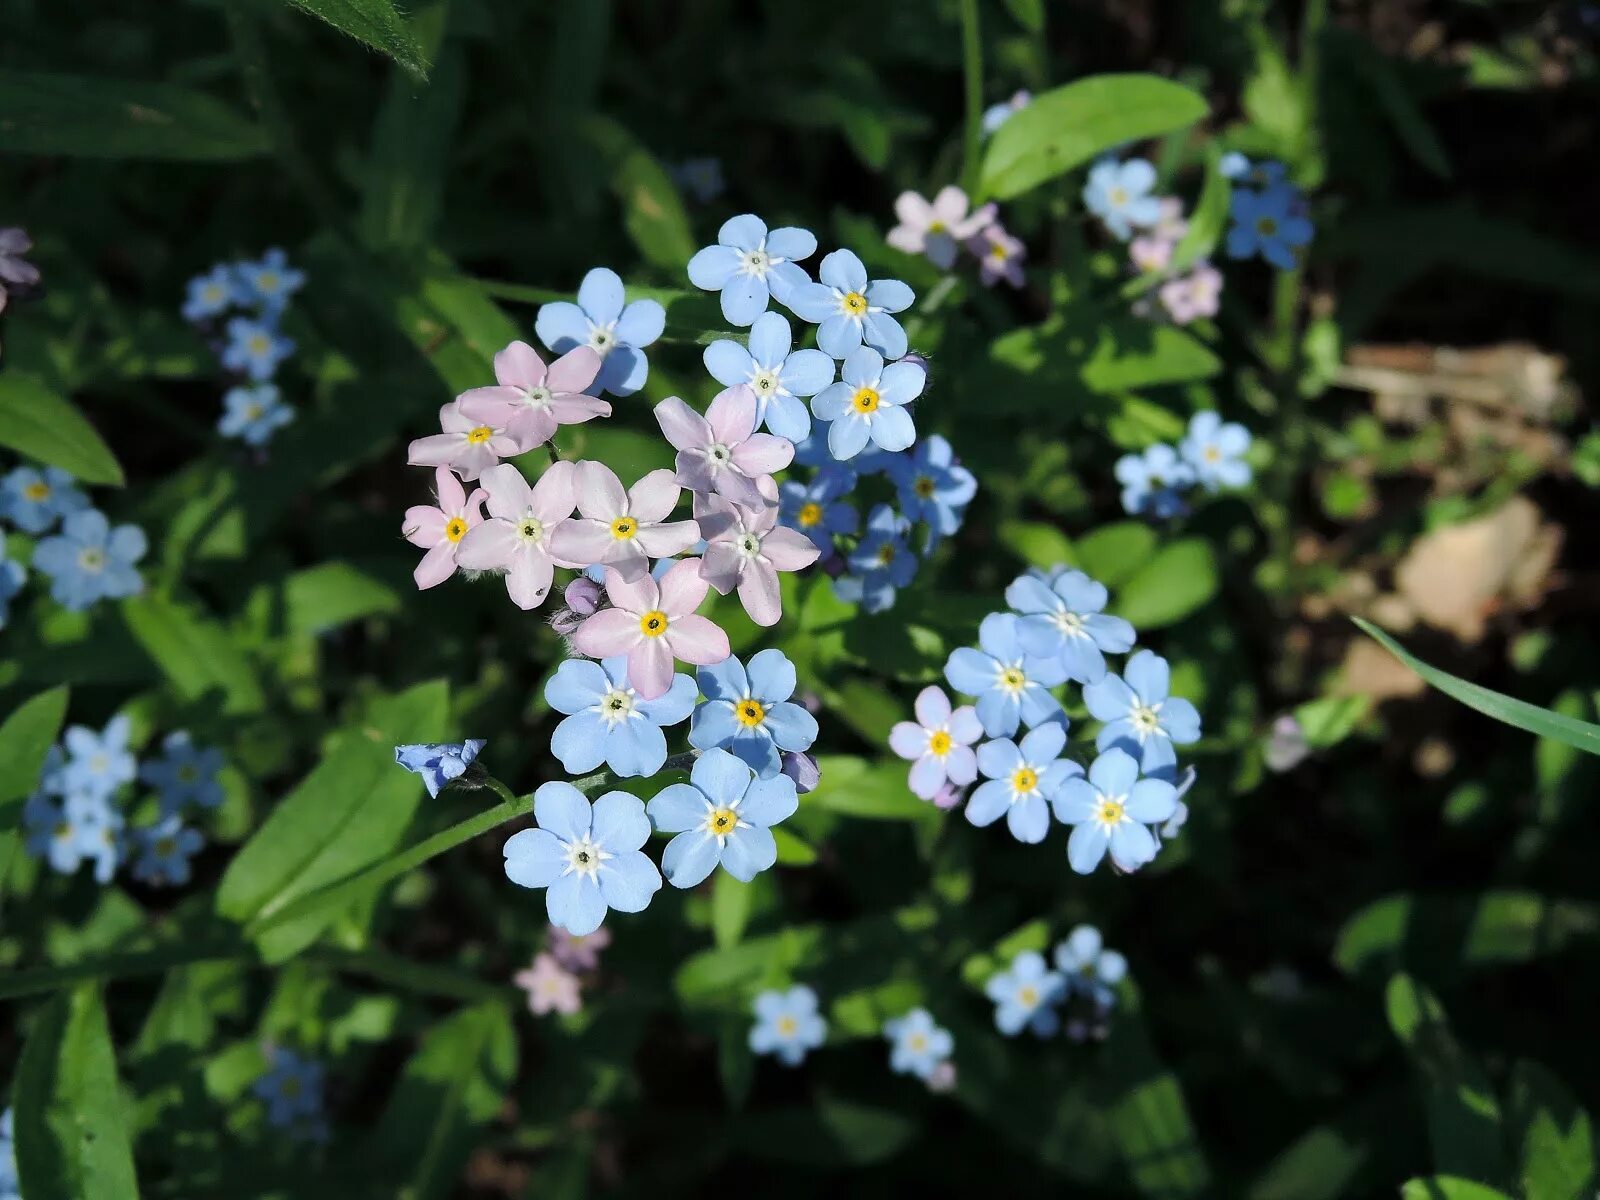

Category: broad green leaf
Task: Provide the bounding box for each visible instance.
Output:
[581,115,695,271]
[1081,325,1222,394]
[13,984,140,1199]
[1293,695,1370,748]
[1171,153,1232,270]
[1336,891,1600,979]
[0,70,268,160]
[772,827,817,866]
[1355,618,1600,756]
[1506,1060,1596,1200]
[1249,1126,1370,1200]
[283,562,402,637]
[0,686,69,823]
[1113,539,1218,628]
[1002,0,1044,32]
[1076,522,1158,586]
[979,74,1207,200]
[1400,1180,1513,1200]
[122,594,267,715]
[998,519,1076,570]
[287,0,431,80]
[809,756,933,821]
[0,375,124,485]
[712,874,754,950]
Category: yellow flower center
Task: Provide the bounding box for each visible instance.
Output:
[913,476,935,498]
[202,284,223,303]
[466,426,495,444]
[639,609,668,637]
[257,271,279,292]
[445,517,468,542]
[248,334,270,355]
[1011,767,1039,793]
[78,548,105,572]
[990,243,1009,261]
[842,290,868,315]
[928,730,952,756]
[1096,797,1126,825]
[709,807,737,834]
[928,219,947,234]
[777,1015,798,1036]
[1108,186,1129,207]
[155,836,178,857]
[736,699,766,728]
[243,404,263,421]
[23,481,50,501]
[999,666,1027,692]
[875,542,896,566]
[610,516,637,540]
[1204,445,1221,462]
[1257,216,1279,237]
[851,387,881,415]
[797,502,824,527]
[280,1077,302,1098]
[1018,984,1039,1007]
[908,1033,928,1052]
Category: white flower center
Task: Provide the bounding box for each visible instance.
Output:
[996,663,1028,694]
[705,443,733,469]
[1130,703,1164,737]
[563,833,608,878]
[516,514,545,544]
[587,324,616,356]
[740,248,770,276]
[521,385,553,410]
[78,547,106,572]
[735,532,762,559]
[597,687,636,727]
[1052,610,1086,637]
[749,367,781,396]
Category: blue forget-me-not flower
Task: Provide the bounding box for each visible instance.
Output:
[689,649,818,780]
[253,1047,327,1141]
[1226,182,1313,270]
[967,721,1083,844]
[811,346,923,461]
[1084,158,1163,240]
[985,950,1067,1037]
[130,814,204,887]
[835,504,917,614]
[235,247,305,314]
[546,657,695,778]
[394,739,487,798]
[786,248,915,360]
[890,434,976,547]
[1083,649,1201,774]
[140,730,225,814]
[1178,411,1252,491]
[884,1008,954,1081]
[1005,569,1136,684]
[1053,747,1179,874]
[535,267,665,397]
[647,748,799,889]
[182,264,242,322]
[688,214,817,326]
[222,316,295,381]
[749,985,828,1066]
[703,311,835,442]
[1115,444,1195,519]
[0,465,90,533]
[944,612,1069,738]
[778,466,858,554]
[31,510,146,611]
[1054,924,1128,1008]
[219,384,296,447]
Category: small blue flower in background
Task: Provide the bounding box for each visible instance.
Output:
[811,346,923,460]
[182,264,241,322]
[31,509,146,611]
[1219,153,1288,189]
[1226,183,1313,269]
[23,788,122,883]
[1116,444,1195,519]
[671,156,725,204]
[835,504,917,614]
[503,782,662,935]
[749,985,829,1066]
[1052,747,1179,874]
[1054,924,1128,1008]
[0,556,23,630]
[0,465,90,533]
[944,612,1068,737]
[703,311,835,442]
[982,89,1032,135]
[647,748,799,888]
[546,657,695,778]
[130,814,204,886]
[786,248,915,360]
[1005,569,1136,684]
[394,739,487,798]
[884,1008,954,1081]
[689,649,818,779]
[687,214,817,326]
[234,247,305,314]
[985,950,1067,1037]
[1179,411,1253,491]
[1083,649,1201,773]
[779,466,858,553]
[535,267,666,397]
[219,384,296,447]
[60,714,137,799]
[139,731,226,815]
[222,316,295,381]
[966,721,1082,844]
[1084,158,1163,240]
[253,1048,327,1140]
[890,434,976,545]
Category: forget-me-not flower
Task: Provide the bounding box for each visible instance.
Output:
[811,346,922,460]
[749,985,828,1066]
[515,951,583,1016]
[1005,569,1135,684]
[967,721,1082,843]
[503,782,663,935]
[889,434,975,544]
[982,90,1032,135]
[779,465,858,554]
[0,557,23,630]
[253,1048,327,1138]
[647,748,799,888]
[888,685,982,801]
[884,1008,953,1081]
[887,186,996,271]
[59,714,137,800]
[546,656,695,778]
[1178,411,1252,491]
[222,316,295,381]
[140,730,225,814]
[1053,747,1179,874]
[130,814,204,886]
[394,739,487,798]
[23,790,119,881]
[1054,924,1127,1008]
[689,650,817,779]
[32,510,146,611]
[235,247,305,314]
[687,214,816,326]
[944,612,1068,738]
[1115,444,1195,519]
[985,950,1067,1037]
[1083,649,1201,773]
[703,311,834,442]
[786,249,915,360]
[182,264,241,322]
[1084,159,1163,241]
[1226,185,1313,270]
[834,503,917,614]
[0,465,90,533]
[219,384,296,447]
[535,267,665,397]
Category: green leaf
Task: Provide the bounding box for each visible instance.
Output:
[979,74,1207,200]
[0,686,69,824]
[580,115,695,271]
[809,756,934,821]
[1076,522,1158,586]
[282,562,402,637]
[122,594,267,715]
[1506,1060,1596,1200]
[0,375,124,485]
[1001,0,1045,32]
[1354,618,1600,756]
[286,0,431,80]
[1399,1180,1514,1200]
[1171,153,1232,271]
[0,70,268,160]
[1082,325,1222,394]
[772,827,817,867]
[998,520,1076,571]
[12,984,140,1200]
[1113,539,1218,628]
[712,874,754,950]
[1336,891,1600,979]
[1292,695,1370,748]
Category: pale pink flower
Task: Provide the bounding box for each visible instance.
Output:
[889,686,982,800]
[402,467,486,589]
[654,386,793,510]
[926,1060,958,1093]
[1151,197,1188,243]
[548,924,611,972]
[546,462,700,580]
[1158,263,1223,325]
[696,492,819,627]
[888,186,996,270]
[514,952,582,1016]
[407,403,522,481]
[1129,235,1175,274]
[456,341,611,450]
[966,224,1026,289]
[571,559,731,699]
[454,461,578,610]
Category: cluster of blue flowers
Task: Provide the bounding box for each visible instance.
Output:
[252,1047,328,1143]
[182,248,303,447]
[985,924,1127,1042]
[1220,154,1315,270]
[1115,410,1254,520]
[0,464,146,618]
[747,986,955,1092]
[22,718,222,887]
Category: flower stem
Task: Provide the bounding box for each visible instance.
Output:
[958,0,984,197]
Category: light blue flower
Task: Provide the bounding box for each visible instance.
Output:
[0,556,23,630]
[182,264,241,322]
[1083,650,1201,773]
[1052,747,1179,874]
[689,649,818,779]
[1226,184,1313,270]
[0,465,90,533]
[889,434,975,543]
[703,311,834,441]
[59,714,137,800]
[884,1008,953,1080]
[130,814,204,886]
[222,316,295,381]
[944,612,1068,738]
[547,657,695,778]
[811,346,922,460]
[1053,924,1127,1008]
[1083,158,1163,241]
[982,90,1032,135]
[687,214,816,326]
[31,509,146,611]
[535,267,665,397]
[252,1048,326,1135]
[779,466,858,553]
[786,248,915,360]
[985,950,1067,1037]
[834,503,917,614]
[219,384,296,447]
[647,748,798,888]
[23,790,122,882]
[235,247,305,314]
[503,782,663,935]
[1115,444,1194,519]
[1219,153,1288,189]
[394,739,487,798]
[1005,569,1135,684]
[1179,411,1252,491]
[749,985,828,1066]
[967,722,1082,843]
[139,730,225,815]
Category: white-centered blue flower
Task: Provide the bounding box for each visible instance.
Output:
[703,311,834,442]
[59,714,136,800]
[966,722,1083,844]
[394,739,487,798]
[23,789,121,883]
[1083,158,1163,241]
[689,650,817,780]
[535,267,665,397]
[31,509,146,611]
[222,316,295,381]
[688,214,817,326]
[546,656,695,778]
[139,730,225,815]
[1052,747,1179,875]
[647,748,799,889]
[1053,924,1127,1008]
[235,247,305,315]
[130,814,204,887]
[1083,649,1201,773]
[1178,411,1252,491]
[985,950,1067,1037]
[1005,569,1136,684]
[786,248,915,360]
[219,383,296,447]
[749,985,828,1066]
[884,1008,953,1081]
[182,263,242,322]
[1115,444,1195,519]
[944,612,1068,738]
[811,346,923,460]
[503,783,663,935]
[0,465,89,533]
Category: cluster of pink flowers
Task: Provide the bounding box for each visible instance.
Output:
[887,186,1026,290]
[1127,198,1223,326]
[513,924,613,1016]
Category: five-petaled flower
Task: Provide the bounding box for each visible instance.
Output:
[1083,158,1163,241]
[547,462,700,582]
[236,248,306,314]
[890,435,975,546]
[887,186,996,270]
[1054,924,1128,1008]
[1178,410,1252,491]
[944,612,1068,738]
[703,312,835,442]
[646,748,799,888]
[1226,183,1313,270]
[456,341,611,450]
[1005,569,1135,684]
[535,267,665,396]
[222,316,295,381]
[835,503,917,614]
[889,686,982,802]
[1083,649,1201,773]
[454,461,578,610]
[967,721,1083,844]
[749,985,828,1066]
[786,248,915,361]
[129,814,205,887]
[811,346,923,461]
[219,384,295,447]
[402,466,487,590]
[0,465,89,534]
[252,1048,327,1137]
[696,492,820,626]
[967,222,1027,289]
[655,386,794,509]
[689,649,818,779]
[1052,747,1179,874]
[778,467,858,554]
[33,510,146,611]
[183,263,240,321]
[1115,444,1195,519]
[985,950,1067,1037]
[546,656,696,778]
[687,214,817,326]
[515,952,583,1016]
[139,731,225,815]
[570,559,731,700]
[407,402,523,482]
[884,1008,954,1081]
